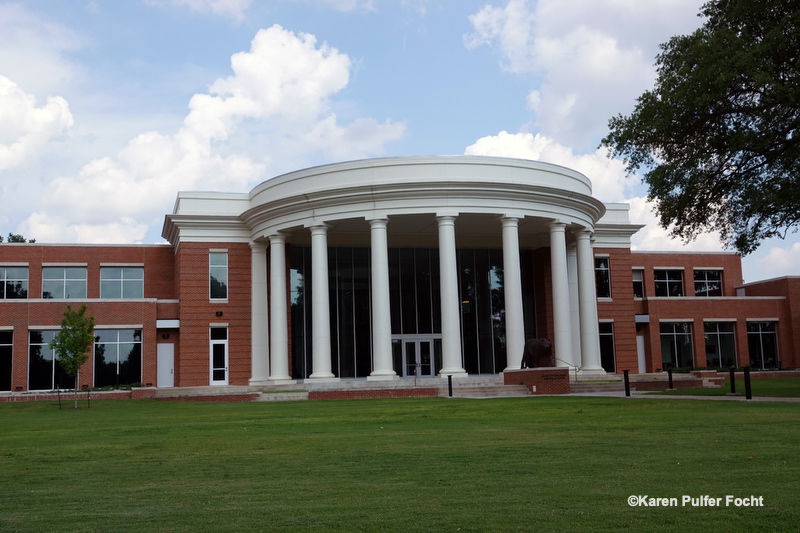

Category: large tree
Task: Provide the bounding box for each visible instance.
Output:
[49,305,95,409]
[602,0,800,255]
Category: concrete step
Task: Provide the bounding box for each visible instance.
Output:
[445,384,530,398]
[569,381,627,393]
[253,391,309,402]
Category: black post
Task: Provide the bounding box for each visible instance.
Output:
[668,369,674,389]
[87,387,91,409]
[448,375,453,397]
[623,370,630,397]
[729,368,736,394]
[744,367,752,400]
[57,386,62,410]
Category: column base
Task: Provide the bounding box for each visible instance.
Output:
[268,377,297,385]
[577,367,607,379]
[439,368,467,378]
[367,372,399,381]
[249,377,271,386]
[307,375,341,383]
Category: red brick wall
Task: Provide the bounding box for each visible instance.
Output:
[175,242,252,387]
[309,388,439,400]
[503,367,570,394]
[738,277,800,368]
[597,248,638,373]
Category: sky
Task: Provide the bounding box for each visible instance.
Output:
[1,0,798,283]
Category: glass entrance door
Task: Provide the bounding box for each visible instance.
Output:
[404,340,434,377]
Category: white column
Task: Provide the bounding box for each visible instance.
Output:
[549,221,573,367]
[566,243,581,369]
[576,229,604,374]
[502,217,525,371]
[368,218,397,380]
[249,241,270,385]
[268,234,295,383]
[309,225,337,381]
[437,215,467,378]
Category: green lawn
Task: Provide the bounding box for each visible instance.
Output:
[651,376,800,397]
[1,397,797,532]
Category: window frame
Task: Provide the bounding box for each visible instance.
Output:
[1,266,28,299]
[93,328,143,388]
[659,321,694,369]
[703,321,737,368]
[41,266,88,299]
[594,256,611,299]
[694,269,723,297]
[632,269,644,299]
[100,266,144,299]
[209,251,229,300]
[654,269,684,297]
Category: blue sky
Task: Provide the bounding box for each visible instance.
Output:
[1,0,797,283]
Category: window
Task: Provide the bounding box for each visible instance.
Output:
[209,252,228,299]
[28,330,70,390]
[100,267,143,298]
[632,269,644,298]
[704,322,736,368]
[654,270,684,297]
[1,266,28,299]
[694,270,722,296]
[660,322,693,369]
[598,322,615,373]
[42,267,87,299]
[595,257,610,298]
[0,330,12,391]
[94,329,142,387]
[747,322,778,369]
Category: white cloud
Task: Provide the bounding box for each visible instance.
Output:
[752,243,800,281]
[464,0,705,150]
[145,0,253,20]
[20,24,404,243]
[465,130,632,202]
[0,76,74,171]
[628,196,724,252]
[0,4,85,97]
[465,130,729,253]
[280,0,376,12]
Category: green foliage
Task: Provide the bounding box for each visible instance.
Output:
[49,304,95,380]
[602,0,800,254]
[0,233,35,243]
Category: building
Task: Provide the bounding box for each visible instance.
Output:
[1,156,797,392]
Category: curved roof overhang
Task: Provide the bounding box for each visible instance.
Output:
[241,156,606,240]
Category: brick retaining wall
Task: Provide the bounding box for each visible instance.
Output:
[309,388,439,401]
[503,368,570,394]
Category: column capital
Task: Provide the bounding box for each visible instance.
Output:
[269,233,287,245]
[307,223,331,234]
[249,240,268,253]
[549,220,567,231]
[500,216,520,228]
[436,214,457,225]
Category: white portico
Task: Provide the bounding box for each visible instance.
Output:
[164,156,635,384]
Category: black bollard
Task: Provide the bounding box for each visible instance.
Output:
[623,370,630,397]
[668,369,674,389]
[744,367,752,400]
[448,375,453,397]
[729,368,736,394]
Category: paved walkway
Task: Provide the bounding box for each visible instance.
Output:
[566,390,800,402]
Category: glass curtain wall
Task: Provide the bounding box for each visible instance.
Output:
[290,246,536,379]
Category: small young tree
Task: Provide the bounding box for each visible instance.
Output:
[49,304,95,409]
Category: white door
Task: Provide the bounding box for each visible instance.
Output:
[157,343,174,388]
[210,327,228,386]
[637,335,647,374]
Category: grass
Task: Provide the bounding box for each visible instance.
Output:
[649,376,800,397]
[1,397,798,532]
